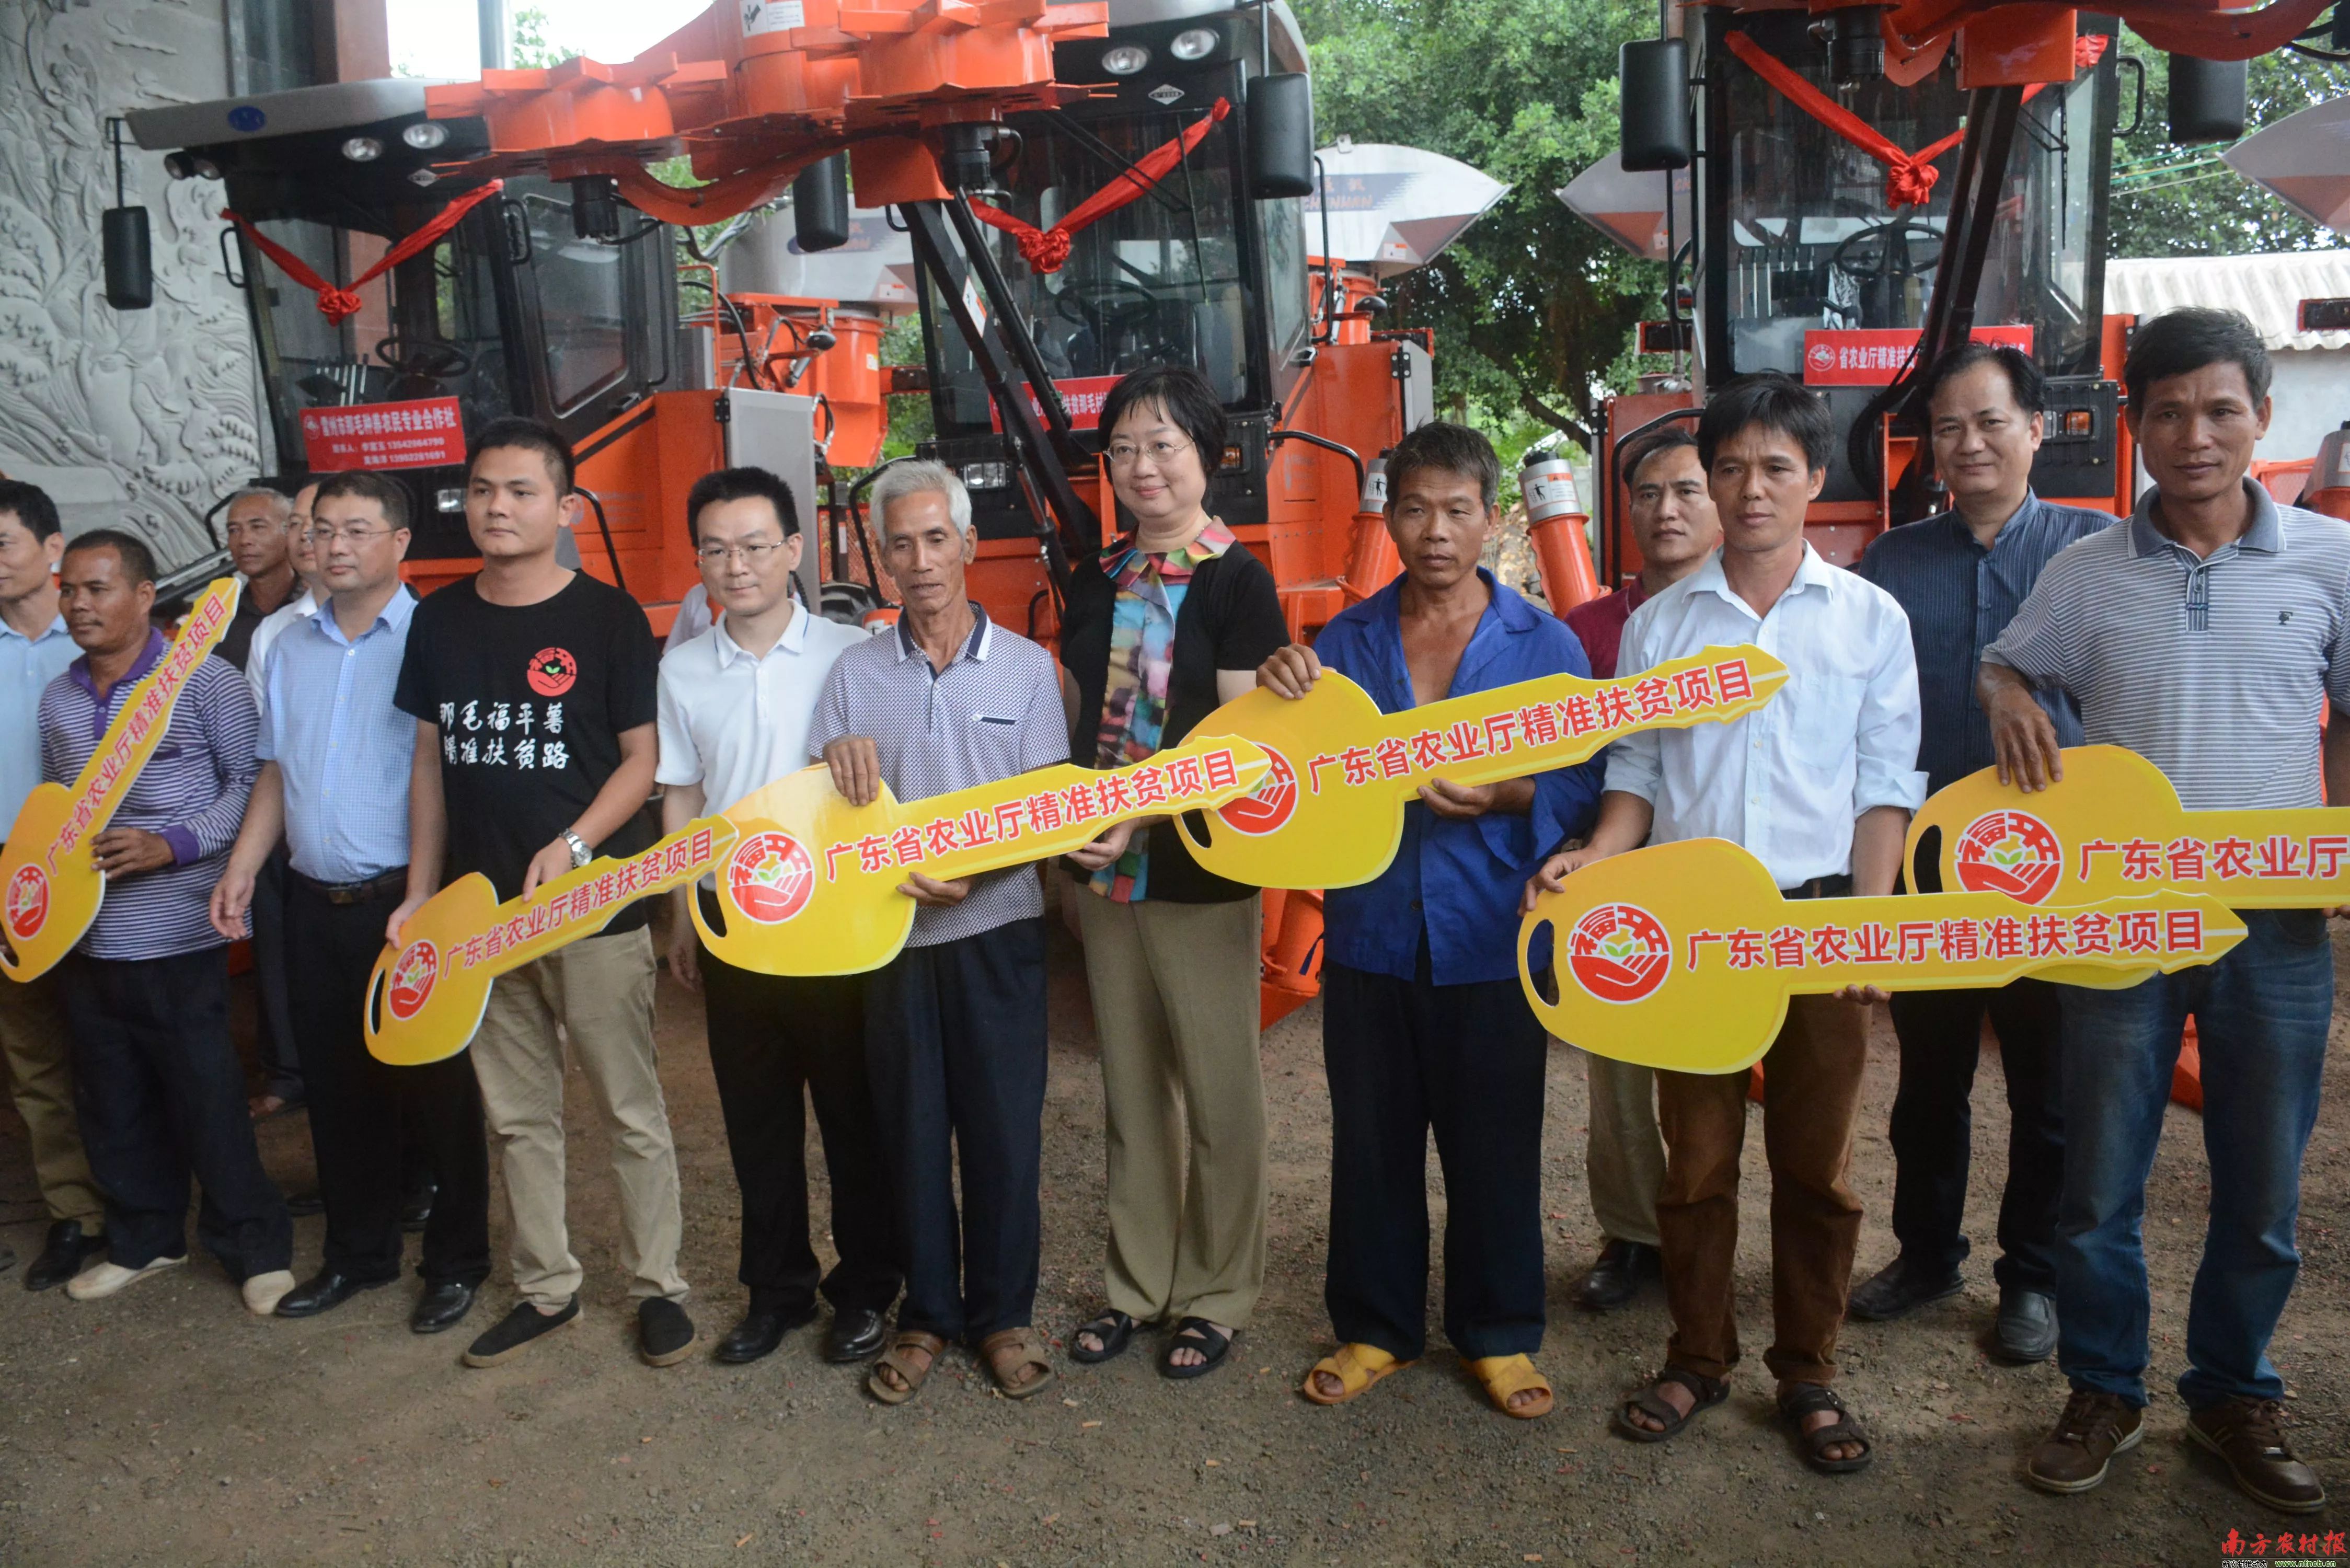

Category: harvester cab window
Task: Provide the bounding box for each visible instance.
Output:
[515,185,631,415]
[930,106,1257,434]
[1716,17,2114,381]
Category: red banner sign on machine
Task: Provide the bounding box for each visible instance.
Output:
[299,397,467,471]
[1802,325,2034,386]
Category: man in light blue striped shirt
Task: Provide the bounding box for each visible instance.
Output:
[1981,309,2350,1513]
[39,529,291,1313]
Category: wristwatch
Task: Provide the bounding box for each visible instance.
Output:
[562,830,593,869]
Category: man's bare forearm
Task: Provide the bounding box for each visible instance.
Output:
[225,764,285,879]
[1582,790,1657,858]
[1851,804,1909,898]
[406,721,446,902]
[570,727,659,852]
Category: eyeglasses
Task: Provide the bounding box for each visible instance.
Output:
[306,524,393,546]
[1105,437,1193,469]
[695,540,789,565]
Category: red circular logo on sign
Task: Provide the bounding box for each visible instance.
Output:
[386,940,440,1022]
[525,647,578,697]
[1215,747,1297,837]
[1953,810,2063,905]
[1806,341,1836,374]
[1566,903,1673,1005]
[729,832,815,925]
[5,864,49,942]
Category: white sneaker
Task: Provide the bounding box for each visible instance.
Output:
[66,1255,186,1301]
[241,1270,296,1316]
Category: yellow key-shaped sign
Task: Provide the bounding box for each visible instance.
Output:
[1517,837,2246,1075]
[365,816,738,1066]
[1171,646,1791,891]
[694,733,1271,977]
[2,578,240,984]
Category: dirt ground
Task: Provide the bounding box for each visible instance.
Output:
[2,912,2345,1568]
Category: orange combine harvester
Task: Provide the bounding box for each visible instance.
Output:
[127,0,1526,1022]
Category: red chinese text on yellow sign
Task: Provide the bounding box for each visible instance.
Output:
[1173,646,1791,891]
[1907,745,2350,985]
[695,733,1270,977]
[364,816,737,1066]
[1518,838,2245,1075]
[1,578,241,984]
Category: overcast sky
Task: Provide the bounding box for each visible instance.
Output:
[391,0,713,79]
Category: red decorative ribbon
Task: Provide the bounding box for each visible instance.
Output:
[970,99,1231,274]
[223,179,506,325]
[1725,32,2106,211]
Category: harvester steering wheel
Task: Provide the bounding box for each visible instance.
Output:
[373,335,475,382]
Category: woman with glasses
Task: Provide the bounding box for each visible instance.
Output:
[1061,365,1288,1380]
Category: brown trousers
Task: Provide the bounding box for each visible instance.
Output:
[1655,995,1868,1386]
[0,967,103,1229]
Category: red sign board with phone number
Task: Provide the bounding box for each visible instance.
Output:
[1802,326,2033,386]
[299,397,467,471]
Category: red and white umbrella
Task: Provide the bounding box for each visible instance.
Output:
[2222,93,2350,234]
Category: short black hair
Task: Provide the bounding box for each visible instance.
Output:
[1697,372,1834,474]
[2125,307,2273,411]
[1920,341,2046,417]
[1385,421,1502,511]
[0,479,61,541]
[1620,425,1700,489]
[313,470,412,532]
[1098,365,1229,471]
[685,467,800,541]
[468,415,575,495]
[63,527,157,587]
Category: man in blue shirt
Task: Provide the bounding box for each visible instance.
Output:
[1257,422,1602,1420]
[0,479,107,1290]
[1848,343,2110,1363]
[213,471,490,1334]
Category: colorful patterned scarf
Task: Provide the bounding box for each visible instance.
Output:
[1089,518,1237,901]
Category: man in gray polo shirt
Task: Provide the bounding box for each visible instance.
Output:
[812,460,1067,1406]
[1979,308,2350,1513]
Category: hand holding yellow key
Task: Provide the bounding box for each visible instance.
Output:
[365,816,738,1066]
[2,578,240,984]
[1518,837,2246,1075]
[1173,645,1791,891]
[694,733,1271,977]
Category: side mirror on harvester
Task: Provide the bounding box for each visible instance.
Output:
[1619,39,1692,171]
[794,154,852,252]
[2168,54,2247,144]
[1248,72,1316,199]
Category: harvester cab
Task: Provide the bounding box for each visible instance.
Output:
[1569,0,2320,585]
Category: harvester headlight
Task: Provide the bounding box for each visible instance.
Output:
[342,136,383,163]
[402,121,450,151]
[1169,28,1217,61]
[1101,43,1151,76]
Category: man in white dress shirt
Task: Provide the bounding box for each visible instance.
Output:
[657,467,900,1367]
[1528,373,1926,1474]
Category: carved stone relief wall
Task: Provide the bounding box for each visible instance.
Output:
[1,0,259,568]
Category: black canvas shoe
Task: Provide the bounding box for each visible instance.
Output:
[639,1297,697,1367]
[461,1297,580,1367]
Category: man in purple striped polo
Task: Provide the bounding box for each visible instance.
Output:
[38,529,292,1313]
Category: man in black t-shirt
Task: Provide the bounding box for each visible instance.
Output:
[391,417,693,1370]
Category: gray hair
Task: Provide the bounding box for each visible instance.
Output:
[224,486,293,524]
[869,459,972,539]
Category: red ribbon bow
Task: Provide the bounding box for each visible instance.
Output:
[223,179,506,325]
[970,99,1231,274]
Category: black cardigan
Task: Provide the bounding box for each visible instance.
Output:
[1060,539,1291,903]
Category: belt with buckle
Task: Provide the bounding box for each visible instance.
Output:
[1780,873,1854,901]
[290,866,409,906]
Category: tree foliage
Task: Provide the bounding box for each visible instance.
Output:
[1295,0,1662,448]
[2107,40,2350,257]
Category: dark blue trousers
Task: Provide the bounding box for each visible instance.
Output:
[863,918,1047,1342]
[1321,955,1550,1362]
[61,948,293,1281]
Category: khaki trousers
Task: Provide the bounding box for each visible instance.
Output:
[1655,995,1869,1386]
[1584,1051,1665,1248]
[470,928,686,1309]
[0,967,103,1229]
[1077,891,1268,1328]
